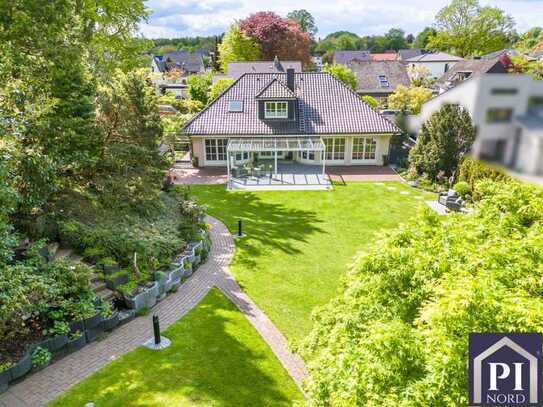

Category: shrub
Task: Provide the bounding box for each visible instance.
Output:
[31,347,52,367]
[457,157,511,196]
[43,321,70,338]
[453,181,471,199]
[301,181,543,405]
[361,95,379,109]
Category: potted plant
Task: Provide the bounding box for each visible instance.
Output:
[0,362,13,393]
[100,302,119,331]
[66,331,86,352]
[105,270,129,290]
[9,352,32,381]
[31,347,52,372]
[42,321,70,352]
[99,257,119,275]
[183,260,193,277]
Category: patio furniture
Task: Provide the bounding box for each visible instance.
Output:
[438,189,463,212]
[253,165,264,178]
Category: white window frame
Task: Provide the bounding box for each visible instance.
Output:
[264,101,288,119]
[259,151,284,159]
[300,150,315,161]
[378,75,389,88]
[324,138,345,162]
[352,137,377,162]
[205,139,228,163]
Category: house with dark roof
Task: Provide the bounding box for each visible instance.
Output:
[332,50,371,65]
[226,57,302,80]
[348,61,411,103]
[405,52,463,79]
[151,51,206,75]
[436,57,507,92]
[398,48,424,61]
[183,69,399,189]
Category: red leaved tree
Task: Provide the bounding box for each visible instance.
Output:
[239,12,312,67]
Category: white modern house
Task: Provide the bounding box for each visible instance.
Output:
[409,74,543,176]
[405,52,464,79]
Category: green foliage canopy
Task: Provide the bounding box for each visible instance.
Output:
[428,0,516,57]
[210,78,235,100]
[408,104,476,183]
[187,73,213,105]
[322,63,358,91]
[218,23,262,72]
[302,180,543,406]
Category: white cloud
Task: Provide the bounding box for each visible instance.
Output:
[139,0,543,38]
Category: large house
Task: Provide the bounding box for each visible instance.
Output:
[151,51,206,75]
[409,74,543,176]
[436,57,507,93]
[348,60,411,103]
[332,50,371,65]
[183,70,399,189]
[405,52,463,79]
[226,58,302,80]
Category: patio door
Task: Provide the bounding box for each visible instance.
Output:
[324,137,345,164]
[351,137,377,164]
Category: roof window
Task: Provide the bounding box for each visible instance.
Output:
[378,75,389,87]
[228,100,243,112]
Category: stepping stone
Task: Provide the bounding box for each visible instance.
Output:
[415,196,424,200]
[374,182,385,186]
[400,191,410,195]
[386,186,397,191]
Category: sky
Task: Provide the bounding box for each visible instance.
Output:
[139,0,543,39]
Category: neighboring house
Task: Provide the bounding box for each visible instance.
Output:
[226,57,302,80]
[157,81,189,99]
[409,74,543,176]
[332,50,371,65]
[158,104,178,116]
[370,52,398,61]
[398,48,424,61]
[151,51,206,75]
[183,70,399,170]
[348,60,411,103]
[480,48,521,60]
[405,52,463,79]
[436,57,507,92]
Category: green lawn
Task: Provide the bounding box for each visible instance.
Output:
[50,289,302,406]
[191,182,432,343]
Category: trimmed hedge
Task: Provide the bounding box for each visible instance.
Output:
[457,157,511,195]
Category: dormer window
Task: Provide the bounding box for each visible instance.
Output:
[229,100,243,112]
[264,101,288,119]
[378,75,389,88]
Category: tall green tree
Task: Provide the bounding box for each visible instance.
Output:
[408,104,476,183]
[95,69,166,213]
[429,0,516,57]
[384,28,408,50]
[322,63,357,90]
[218,23,261,72]
[187,73,213,105]
[413,27,437,49]
[287,9,318,39]
[210,78,234,100]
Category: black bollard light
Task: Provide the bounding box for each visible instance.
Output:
[153,314,161,345]
[238,220,242,237]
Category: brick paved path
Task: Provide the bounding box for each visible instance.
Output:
[0,216,306,407]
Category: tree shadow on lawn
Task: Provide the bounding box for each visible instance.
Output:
[191,186,325,268]
[51,289,299,407]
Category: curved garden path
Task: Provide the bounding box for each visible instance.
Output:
[0,216,306,407]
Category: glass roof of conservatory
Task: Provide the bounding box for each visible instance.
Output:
[227,137,325,152]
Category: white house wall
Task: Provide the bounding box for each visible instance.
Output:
[191,135,393,167]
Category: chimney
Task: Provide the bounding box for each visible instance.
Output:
[273,55,281,70]
[286,68,295,91]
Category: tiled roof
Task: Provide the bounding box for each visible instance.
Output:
[370,53,398,61]
[406,52,463,62]
[227,60,302,79]
[161,51,205,73]
[255,78,297,99]
[333,50,371,64]
[398,48,423,61]
[183,72,400,136]
[348,61,411,94]
[437,58,506,85]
